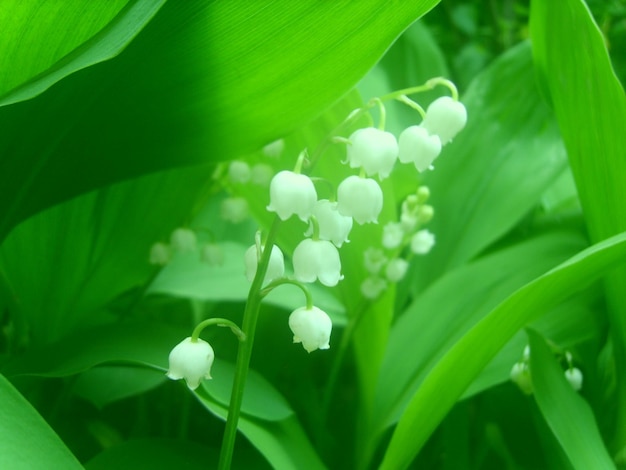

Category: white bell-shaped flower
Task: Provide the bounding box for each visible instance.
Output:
[304,200,353,247]
[346,127,399,180]
[364,247,387,274]
[382,222,405,249]
[565,367,583,391]
[221,197,249,224]
[510,362,533,395]
[385,258,409,283]
[250,163,274,187]
[262,138,285,158]
[411,229,436,254]
[166,337,214,390]
[421,96,467,145]
[149,242,171,265]
[170,228,197,253]
[398,126,442,172]
[337,175,383,224]
[201,243,224,266]
[360,276,388,300]
[244,244,285,284]
[293,238,343,287]
[266,170,317,221]
[289,306,332,353]
[228,160,251,184]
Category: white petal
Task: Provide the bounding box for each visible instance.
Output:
[337,176,383,224]
[289,306,332,352]
[398,126,442,172]
[266,171,317,221]
[422,96,467,145]
[346,127,399,180]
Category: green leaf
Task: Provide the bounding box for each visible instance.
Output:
[0,0,439,242]
[527,329,616,470]
[379,231,626,470]
[0,374,82,469]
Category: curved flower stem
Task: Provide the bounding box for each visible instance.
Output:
[190,318,246,343]
[217,216,281,470]
[260,278,314,309]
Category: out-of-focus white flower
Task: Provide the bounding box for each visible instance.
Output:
[228,160,251,184]
[364,247,387,274]
[360,276,388,300]
[149,242,171,266]
[510,362,533,395]
[382,222,404,250]
[201,243,224,266]
[166,337,214,390]
[293,238,343,287]
[221,197,249,223]
[244,244,285,284]
[565,367,583,392]
[398,126,442,172]
[170,228,197,253]
[266,170,317,222]
[385,258,409,283]
[411,229,435,254]
[289,306,332,353]
[421,96,467,145]
[262,138,285,158]
[337,175,383,224]
[250,163,274,187]
[346,127,399,180]
[305,200,353,247]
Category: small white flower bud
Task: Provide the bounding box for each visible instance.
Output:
[221,197,249,223]
[244,244,285,284]
[337,175,383,225]
[416,186,431,203]
[346,127,399,180]
[250,163,274,187]
[289,306,332,353]
[382,222,404,250]
[170,228,197,253]
[293,238,343,287]
[263,138,285,158]
[360,276,388,300]
[418,205,434,224]
[364,247,387,274]
[266,170,317,222]
[304,200,353,247]
[565,367,583,391]
[400,212,418,232]
[422,96,467,145]
[398,126,442,172]
[228,160,251,184]
[385,258,409,283]
[201,243,224,266]
[510,362,533,395]
[149,242,171,265]
[166,337,214,390]
[411,229,435,254]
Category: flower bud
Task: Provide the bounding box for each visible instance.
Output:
[510,362,533,395]
[346,127,399,180]
[411,229,435,254]
[360,276,388,300]
[422,96,467,145]
[244,244,285,284]
[398,126,442,172]
[385,258,409,283]
[565,367,583,392]
[149,242,171,265]
[337,175,383,224]
[170,228,197,253]
[221,197,249,224]
[382,222,404,249]
[305,200,353,247]
[293,238,343,287]
[266,170,317,222]
[289,306,332,352]
[228,160,251,184]
[166,337,214,390]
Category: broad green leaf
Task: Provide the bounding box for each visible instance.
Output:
[0,164,212,344]
[379,231,626,470]
[0,374,82,469]
[194,386,327,470]
[0,0,165,104]
[0,0,439,242]
[527,329,615,470]
[412,41,568,288]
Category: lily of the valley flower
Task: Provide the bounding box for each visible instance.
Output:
[411,229,436,254]
[170,228,197,253]
[337,175,383,224]
[305,200,353,247]
[346,127,399,180]
[244,244,285,284]
[228,160,251,184]
[382,222,404,250]
[360,276,387,300]
[398,126,442,172]
[221,196,249,224]
[565,367,583,392]
[166,337,215,390]
[385,258,409,283]
[421,96,467,145]
[293,238,343,287]
[363,247,387,274]
[288,306,332,353]
[266,170,317,221]
[149,242,171,266]
[510,362,533,395]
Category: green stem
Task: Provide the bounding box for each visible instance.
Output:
[191,318,245,343]
[260,278,314,310]
[217,217,281,470]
